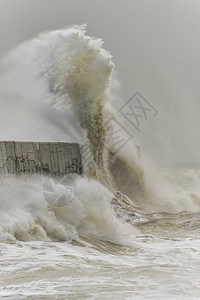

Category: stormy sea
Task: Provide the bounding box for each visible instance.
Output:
[0,26,200,300]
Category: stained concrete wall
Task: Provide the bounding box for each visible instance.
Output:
[0,141,82,179]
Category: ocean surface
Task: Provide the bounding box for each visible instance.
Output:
[0,26,200,299]
[0,167,200,300]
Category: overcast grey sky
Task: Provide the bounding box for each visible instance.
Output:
[0,0,200,162]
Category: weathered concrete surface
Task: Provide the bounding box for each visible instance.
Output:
[0,141,82,178]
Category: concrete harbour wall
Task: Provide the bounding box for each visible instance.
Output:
[0,141,82,179]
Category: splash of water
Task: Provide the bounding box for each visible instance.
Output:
[0,25,200,245]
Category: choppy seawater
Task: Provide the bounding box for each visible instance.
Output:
[1,168,200,300]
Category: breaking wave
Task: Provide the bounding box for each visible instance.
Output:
[0,25,200,245]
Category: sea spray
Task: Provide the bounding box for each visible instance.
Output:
[44,25,115,183]
[2,25,199,247]
[41,25,144,195]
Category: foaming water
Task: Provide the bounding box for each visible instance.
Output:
[0,176,138,245]
[0,26,200,299]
